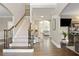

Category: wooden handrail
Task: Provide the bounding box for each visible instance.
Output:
[8,26,14,31]
[8,13,25,31]
[15,13,26,27]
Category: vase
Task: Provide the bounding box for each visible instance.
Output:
[60,39,68,48]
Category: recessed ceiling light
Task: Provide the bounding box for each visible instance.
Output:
[41,16,44,18]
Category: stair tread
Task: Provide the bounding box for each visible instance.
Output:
[9,43,28,47]
[9,46,32,49]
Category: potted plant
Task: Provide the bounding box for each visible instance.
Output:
[60,31,68,48]
[62,32,67,39]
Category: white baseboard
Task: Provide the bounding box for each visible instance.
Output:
[51,40,61,48]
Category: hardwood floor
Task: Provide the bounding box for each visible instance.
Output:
[33,36,79,56]
[0,35,78,56]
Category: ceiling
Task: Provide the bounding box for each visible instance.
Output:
[0,4,12,16]
[31,3,57,21]
[31,3,68,21]
[32,8,56,17]
[30,3,57,8]
[61,3,79,16]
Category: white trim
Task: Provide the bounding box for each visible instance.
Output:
[51,39,61,48]
[3,49,34,53]
[12,16,15,42]
[0,16,12,17]
[0,42,4,45]
[30,5,32,23]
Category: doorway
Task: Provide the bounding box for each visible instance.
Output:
[39,20,50,37]
[38,20,51,50]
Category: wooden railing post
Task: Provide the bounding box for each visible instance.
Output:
[28,23,33,48]
[4,30,6,48]
[4,29,9,49]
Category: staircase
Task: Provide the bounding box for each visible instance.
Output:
[3,14,32,49]
[9,16,30,48]
[3,16,34,56]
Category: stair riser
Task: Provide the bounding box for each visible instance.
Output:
[13,38,28,42]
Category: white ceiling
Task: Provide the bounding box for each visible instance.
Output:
[30,3,57,8]
[32,8,56,17]
[61,3,79,16]
[0,4,12,16]
[31,3,57,20]
[31,3,68,21]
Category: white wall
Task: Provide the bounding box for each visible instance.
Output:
[0,17,12,31]
[0,17,12,39]
[8,21,13,29]
[50,16,68,48]
[50,16,60,48]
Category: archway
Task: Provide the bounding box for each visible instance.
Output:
[39,20,50,38]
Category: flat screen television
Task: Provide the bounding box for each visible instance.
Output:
[60,18,72,27]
